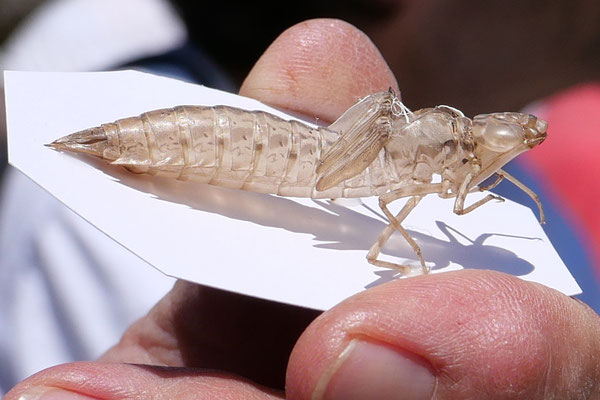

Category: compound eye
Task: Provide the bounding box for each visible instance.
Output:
[473,117,524,152]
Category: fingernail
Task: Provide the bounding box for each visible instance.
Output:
[313,339,435,400]
[18,386,99,400]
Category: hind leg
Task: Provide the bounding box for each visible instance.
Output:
[367,195,422,274]
[367,181,447,274]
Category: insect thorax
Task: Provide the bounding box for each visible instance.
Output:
[385,108,474,185]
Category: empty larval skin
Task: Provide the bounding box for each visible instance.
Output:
[49,90,547,274]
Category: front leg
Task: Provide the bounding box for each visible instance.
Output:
[474,173,504,192]
[453,163,504,216]
[498,168,545,224]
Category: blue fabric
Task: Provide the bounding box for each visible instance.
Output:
[119,42,236,92]
[493,160,600,312]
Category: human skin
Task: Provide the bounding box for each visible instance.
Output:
[5,19,600,400]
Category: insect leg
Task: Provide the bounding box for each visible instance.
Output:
[497,169,546,224]
[473,173,504,192]
[453,166,504,216]
[368,182,446,274]
[455,193,504,215]
[367,196,422,274]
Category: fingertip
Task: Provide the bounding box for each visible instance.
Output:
[286,270,600,399]
[240,18,398,122]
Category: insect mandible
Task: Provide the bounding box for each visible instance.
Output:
[48,90,547,274]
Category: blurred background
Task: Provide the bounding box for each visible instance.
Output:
[1,0,599,395]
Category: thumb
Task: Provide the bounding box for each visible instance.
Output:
[239,18,398,122]
[286,270,600,400]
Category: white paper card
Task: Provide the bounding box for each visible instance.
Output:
[4,71,582,310]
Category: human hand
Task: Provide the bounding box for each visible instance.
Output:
[5,19,600,400]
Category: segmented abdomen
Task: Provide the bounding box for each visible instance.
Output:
[101,106,319,197]
[100,105,400,198]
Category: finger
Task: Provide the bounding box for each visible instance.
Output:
[240,18,398,123]
[286,270,600,399]
[99,281,319,389]
[3,362,283,400]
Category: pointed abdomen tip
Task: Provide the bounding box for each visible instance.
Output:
[46,127,108,158]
